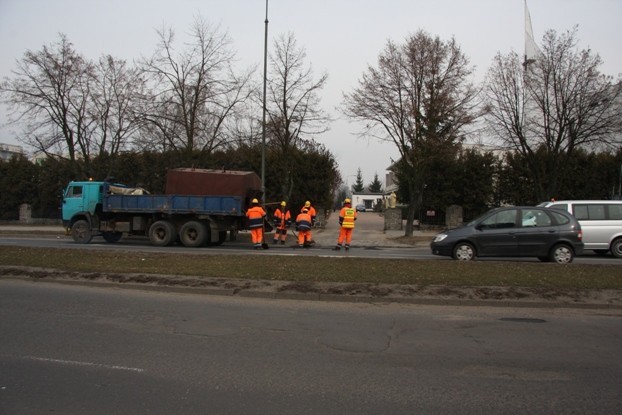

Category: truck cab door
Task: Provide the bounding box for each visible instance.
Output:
[62,183,86,221]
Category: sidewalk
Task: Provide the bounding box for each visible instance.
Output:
[310,211,433,248]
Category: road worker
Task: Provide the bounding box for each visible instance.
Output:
[273,201,291,245]
[295,207,313,248]
[301,200,317,226]
[300,200,317,245]
[245,198,266,249]
[333,198,357,251]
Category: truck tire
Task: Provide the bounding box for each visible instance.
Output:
[149,220,176,246]
[102,231,123,243]
[71,219,93,244]
[179,221,207,247]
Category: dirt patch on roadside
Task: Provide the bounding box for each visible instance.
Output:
[2,266,620,307]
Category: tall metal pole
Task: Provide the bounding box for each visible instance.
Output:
[618,163,621,198]
[261,0,269,205]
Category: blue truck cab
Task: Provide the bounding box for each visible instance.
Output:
[62,180,104,227]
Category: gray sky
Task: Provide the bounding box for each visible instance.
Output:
[1,0,621,186]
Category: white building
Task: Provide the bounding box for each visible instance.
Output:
[0,142,24,161]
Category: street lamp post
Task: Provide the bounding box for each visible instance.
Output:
[261,0,269,205]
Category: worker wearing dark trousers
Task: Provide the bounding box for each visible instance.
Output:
[246,198,266,249]
[273,201,291,244]
[333,198,357,251]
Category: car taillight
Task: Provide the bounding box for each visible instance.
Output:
[578,230,582,240]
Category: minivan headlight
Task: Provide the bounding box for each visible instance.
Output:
[433,234,448,243]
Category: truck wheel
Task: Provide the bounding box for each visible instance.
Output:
[71,220,93,244]
[102,231,123,243]
[179,221,207,247]
[149,220,175,246]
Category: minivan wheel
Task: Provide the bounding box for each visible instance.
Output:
[453,242,475,261]
[610,238,622,258]
[550,244,574,264]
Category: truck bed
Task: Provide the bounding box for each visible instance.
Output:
[104,194,243,216]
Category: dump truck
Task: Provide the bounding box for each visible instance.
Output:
[61,168,262,247]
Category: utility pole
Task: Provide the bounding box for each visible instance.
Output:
[261,0,269,205]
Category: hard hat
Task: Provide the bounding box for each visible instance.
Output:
[281,201,286,207]
[302,208,309,213]
[304,201,311,207]
[251,198,259,204]
[344,198,351,204]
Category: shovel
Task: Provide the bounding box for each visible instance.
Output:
[261,217,272,249]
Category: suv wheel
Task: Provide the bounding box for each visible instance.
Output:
[550,244,574,264]
[453,242,475,261]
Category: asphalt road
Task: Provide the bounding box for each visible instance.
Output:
[1,280,620,414]
[2,233,622,264]
[3,213,622,263]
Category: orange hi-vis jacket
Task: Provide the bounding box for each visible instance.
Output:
[339,206,357,229]
[295,211,312,231]
[273,208,292,229]
[300,205,317,223]
[246,205,266,229]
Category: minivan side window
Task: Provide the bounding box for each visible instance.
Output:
[521,209,552,227]
[480,209,517,229]
[548,210,570,225]
[608,204,622,220]
[574,204,605,220]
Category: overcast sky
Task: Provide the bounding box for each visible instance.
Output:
[1,0,621,186]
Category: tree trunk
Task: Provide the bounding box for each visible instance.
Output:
[404,184,418,236]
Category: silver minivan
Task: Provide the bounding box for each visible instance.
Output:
[539,200,622,257]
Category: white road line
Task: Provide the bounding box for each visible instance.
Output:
[21,355,145,373]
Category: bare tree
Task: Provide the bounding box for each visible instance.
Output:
[265,32,330,199]
[139,16,254,157]
[0,35,92,166]
[343,30,479,235]
[0,34,144,177]
[483,27,622,201]
[90,55,145,158]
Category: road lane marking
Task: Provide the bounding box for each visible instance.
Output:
[19,355,145,373]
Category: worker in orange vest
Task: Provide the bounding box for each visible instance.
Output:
[295,207,313,248]
[245,198,266,249]
[300,200,317,244]
[333,198,357,251]
[301,200,317,225]
[273,201,291,245]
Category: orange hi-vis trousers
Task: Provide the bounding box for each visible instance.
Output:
[250,228,264,245]
[298,229,312,246]
[337,227,353,246]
